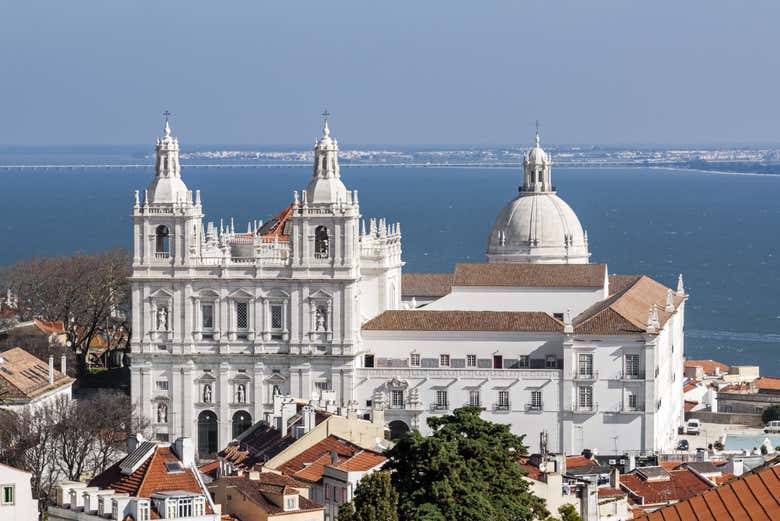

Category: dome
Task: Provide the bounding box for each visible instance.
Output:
[526,146,549,165]
[486,192,590,264]
[305,176,348,204]
[148,175,189,204]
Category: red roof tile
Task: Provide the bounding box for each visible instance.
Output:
[277,436,361,483]
[684,359,730,376]
[755,377,780,391]
[401,273,453,297]
[332,450,386,472]
[638,464,780,521]
[256,205,293,242]
[362,310,563,332]
[684,400,699,412]
[620,468,713,506]
[0,347,73,401]
[453,263,607,288]
[599,487,627,498]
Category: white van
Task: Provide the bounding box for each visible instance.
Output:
[764,421,780,433]
[685,419,701,435]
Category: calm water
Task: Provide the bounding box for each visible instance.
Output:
[1,159,779,374]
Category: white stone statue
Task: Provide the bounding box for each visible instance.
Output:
[157,402,167,423]
[157,306,168,331]
[316,307,326,331]
[236,384,245,403]
[203,384,212,403]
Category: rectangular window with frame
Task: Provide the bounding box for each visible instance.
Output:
[177,497,193,517]
[497,390,510,410]
[531,390,542,410]
[469,389,481,407]
[625,354,640,378]
[493,355,503,369]
[271,304,283,330]
[518,355,529,368]
[545,355,557,369]
[1,485,13,505]
[435,390,448,409]
[155,380,169,392]
[410,353,420,367]
[578,386,593,409]
[439,354,450,367]
[578,354,593,377]
[391,390,404,408]
[364,354,375,368]
[137,502,150,521]
[236,302,248,329]
[466,354,477,367]
[627,392,638,411]
[201,303,214,330]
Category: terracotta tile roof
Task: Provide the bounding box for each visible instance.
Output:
[685,359,730,376]
[33,319,65,335]
[453,263,607,288]
[574,275,684,335]
[220,423,295,470]
[638,464,780,521]
[684,400,699,412]
[332,450,386,472]
[401,273,453,297]
[620,468,714,506]
[599,487,627,498]
[683,381,700,393]
[198,461,220,479]
[566,455,595,469]
[213,475,322,515]
[755,377,780,391]
[517,458,544,481]
[89,446,211,518]
[277,435,361,483]
[362,310,563,332]
[256,205,293,242]
[0,347,73,401]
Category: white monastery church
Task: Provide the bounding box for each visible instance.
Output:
[130,116,686,458]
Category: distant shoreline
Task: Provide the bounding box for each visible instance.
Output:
[1,162,779,177]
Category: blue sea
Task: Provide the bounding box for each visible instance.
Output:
[1,146,779,374]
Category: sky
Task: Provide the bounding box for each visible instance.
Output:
[1,1,780,146]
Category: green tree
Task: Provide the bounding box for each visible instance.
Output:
[385,407,549,521]
[555,504,582,521]
[338,471,398,521]
[762,405,780,424]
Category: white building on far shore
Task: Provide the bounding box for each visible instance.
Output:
[130,117,685,457]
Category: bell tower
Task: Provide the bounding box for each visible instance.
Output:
[132,113,203,268]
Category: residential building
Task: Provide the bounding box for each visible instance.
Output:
[0,463,37,521]
[48,436,219,521]
[209,472,323,521]
[619,465,717,514]
[718,377,780,415]
[130,117,686,456]
[0,348,73,411]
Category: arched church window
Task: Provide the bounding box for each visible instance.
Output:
[314,226,329,259]
[155,225,170,255]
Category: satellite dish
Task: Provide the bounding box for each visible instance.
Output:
[538,463,547,473]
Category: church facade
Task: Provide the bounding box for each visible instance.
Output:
[130,118,685,457]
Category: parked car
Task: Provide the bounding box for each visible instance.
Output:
[677,439,689,451]
[685,419,701,435]
[764,420,780,433]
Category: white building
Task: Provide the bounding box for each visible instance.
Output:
[130,117,685,457]
[48,437,219,521]
[0,348,73,412]
[0,463,37,521]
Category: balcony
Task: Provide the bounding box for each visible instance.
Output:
[570,403,599,414]
[153,252,170,260]
[493,402,511,413]
[621,371,645,381]
[525,403,543,412]
[431,403,449,411]
[573,370,599,381]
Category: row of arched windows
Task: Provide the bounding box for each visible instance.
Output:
[196,410,252,456]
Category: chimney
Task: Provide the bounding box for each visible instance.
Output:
[609,467,620,488]
[48,355,55,384]
[127,433,145,454]
[61,354,67,377]
[279,397,297,436]
[302,405,316,434]
[173,438,195,467]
